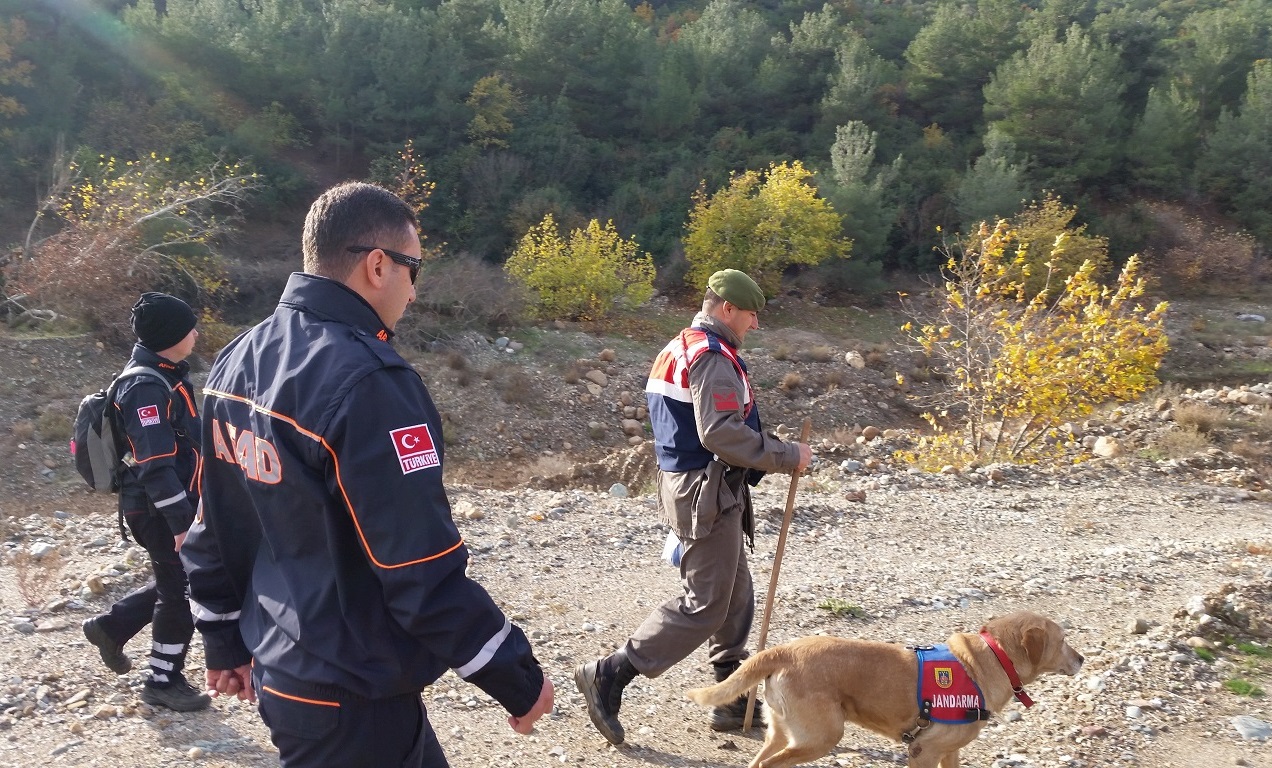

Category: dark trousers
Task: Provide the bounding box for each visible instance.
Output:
[255,669,448,768]
[95,503,194,683]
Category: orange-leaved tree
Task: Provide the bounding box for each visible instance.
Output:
[900,220,1168,468]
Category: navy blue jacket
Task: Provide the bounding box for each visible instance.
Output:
[115,344,201,533]
[181,273,543,715]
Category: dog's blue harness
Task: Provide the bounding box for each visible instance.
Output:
[902,645,991,743]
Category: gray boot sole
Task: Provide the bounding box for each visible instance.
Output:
[574,662,625,745]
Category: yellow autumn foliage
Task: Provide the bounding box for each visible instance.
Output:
[505,214,655,321]
[683,160,849,295]
[900,220,1169,468]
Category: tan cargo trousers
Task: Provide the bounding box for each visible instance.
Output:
[623,465,754,677]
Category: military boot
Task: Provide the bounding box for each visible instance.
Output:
[140,674,211,712]
[574,650,639,745]
[83,618,132,675]
[710,660,765,731]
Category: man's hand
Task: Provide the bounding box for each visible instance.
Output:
[206,665,256,703]
[173,530,187,551]
[508,676,555,734]
[794,442,812,474]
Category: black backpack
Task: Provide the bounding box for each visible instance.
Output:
[71,365,171,492]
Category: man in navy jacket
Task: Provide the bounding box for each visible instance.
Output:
[182,182,553,766]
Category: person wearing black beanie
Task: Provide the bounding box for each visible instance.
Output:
[131,292,199,356]
[82,292,209,711]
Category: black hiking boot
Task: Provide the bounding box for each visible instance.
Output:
[574,651,639,745]
[83,618,132,675]
[710,660,765,731]
[141,675,211,712]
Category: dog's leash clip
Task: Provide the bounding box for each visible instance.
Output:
[901,701,933,743]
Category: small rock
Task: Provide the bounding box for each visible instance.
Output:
[1127,618,1149,634]
[1231,715,1271,741]
[608,483,628,498]
[1092,436,1122,458]
[50,740,84,757]
[64,689,91,706]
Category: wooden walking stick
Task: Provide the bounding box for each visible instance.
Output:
[743,418,811,731]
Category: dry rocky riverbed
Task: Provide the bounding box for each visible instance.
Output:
[3,300,1272,768]
[2,462,1271,767]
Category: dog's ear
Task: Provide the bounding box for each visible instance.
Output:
[1022,626,1046,667]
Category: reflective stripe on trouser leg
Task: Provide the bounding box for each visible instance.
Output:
[124,507,196,685]
[148,642,186,683]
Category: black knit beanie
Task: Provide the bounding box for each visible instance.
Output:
[131,292,197,352]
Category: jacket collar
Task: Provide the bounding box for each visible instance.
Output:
[691,312,742,350]
[278,272,394,341]
[130,343,189,381]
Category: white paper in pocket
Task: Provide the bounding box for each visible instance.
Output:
[661,530,684,567]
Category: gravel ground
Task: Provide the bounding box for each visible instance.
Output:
[3,309,1272,767]
[3,464,1270,768]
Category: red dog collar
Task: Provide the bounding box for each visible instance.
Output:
[980,631,1034,707]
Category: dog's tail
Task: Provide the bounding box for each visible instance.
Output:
[686,647,791,707]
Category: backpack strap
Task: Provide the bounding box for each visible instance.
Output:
[105,365,172,541]
[105,364,173,457]
[110,365,172,397]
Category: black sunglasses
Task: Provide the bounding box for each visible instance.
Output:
[347,245,421,284]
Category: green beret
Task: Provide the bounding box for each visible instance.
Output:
[708,269,765,311]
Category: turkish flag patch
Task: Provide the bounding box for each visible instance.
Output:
[389,423,440,474]
[712,392,740,411]
[137,404,161,427]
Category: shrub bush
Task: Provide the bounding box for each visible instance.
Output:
[505,215,655,321]
[683,161,850,295]
[900,220,1168,467]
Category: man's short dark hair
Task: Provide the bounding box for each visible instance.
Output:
[703,288,725,313]
[302,182,418,281]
